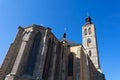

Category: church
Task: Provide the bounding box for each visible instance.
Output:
[0,17,105,80]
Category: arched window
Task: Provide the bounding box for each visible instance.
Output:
[87,38,91,47]
[42,39,54,80]
[89,50,92,56]
[24,32,42,76]
[88,28,92,34]
[84,29,87,35]
[68,53,74,76]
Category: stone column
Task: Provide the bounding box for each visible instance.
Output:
[80,47,90,80]
[59,44,63,80]
[36,28,49,80]
[62,41,68,80]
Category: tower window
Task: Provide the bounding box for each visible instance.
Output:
[87,38,91,47]
[88,28,92,34]
[84,29,87,35]
[89,50,92,56]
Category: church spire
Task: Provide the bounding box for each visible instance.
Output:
[82,17,100,69]
[63,32,66,38]
[85,16,92,24]
[63,27,67,38]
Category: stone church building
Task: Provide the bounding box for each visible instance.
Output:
[0,17,105,80]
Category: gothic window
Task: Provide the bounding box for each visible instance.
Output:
[68,53,74,76]
[42,39,54,80]
[87,38,91,47]
[62,46,65,59]
[89,50,92,56]
[84,29,87,35]
[24,32,42,76]
[88,28,92,34]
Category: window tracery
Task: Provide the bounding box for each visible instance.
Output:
[24,32,41,76]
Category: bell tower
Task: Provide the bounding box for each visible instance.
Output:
[82,16,100,69]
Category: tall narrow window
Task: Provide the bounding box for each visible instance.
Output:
[24,32,41,76]
[68,53,74,76]
[89,50,92,56]
[84,29,87,35]
[42,39,54,80]
[88,28,91,34]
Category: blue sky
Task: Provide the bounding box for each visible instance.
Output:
[0,0,120,80]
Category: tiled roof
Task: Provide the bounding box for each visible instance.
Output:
[59,38,80,46]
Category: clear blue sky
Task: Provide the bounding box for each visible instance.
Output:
[0,0,120,80]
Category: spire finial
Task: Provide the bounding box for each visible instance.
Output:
[63,28,67,38]
[85,12,92,24]
[63,33,66,38]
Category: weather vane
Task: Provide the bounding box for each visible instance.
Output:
[86,12,90,17]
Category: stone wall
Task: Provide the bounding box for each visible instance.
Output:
[87,56,105,80]
[0,27,24,80]
[0,24,105,80]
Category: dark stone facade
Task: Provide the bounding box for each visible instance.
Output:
[0,18,105,80]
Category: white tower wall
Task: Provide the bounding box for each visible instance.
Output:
[82,17,100,69]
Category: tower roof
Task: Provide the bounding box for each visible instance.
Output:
[59,38,80,46]
[85,16,92,24]
[59,32,80,46]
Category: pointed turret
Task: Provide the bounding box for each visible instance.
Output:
[63,32,66,38]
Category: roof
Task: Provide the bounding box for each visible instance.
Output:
[59,38,80,46]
